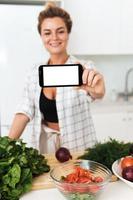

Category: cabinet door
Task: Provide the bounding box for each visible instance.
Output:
[92,112,132,142]
[0,4,48,126]
[120,0,133,54]
[64,0,120,54]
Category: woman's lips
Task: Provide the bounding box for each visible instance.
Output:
[50,42,62,47]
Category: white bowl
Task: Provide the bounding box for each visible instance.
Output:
[112,158,133,188]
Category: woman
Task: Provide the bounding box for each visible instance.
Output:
[9,4,105,153]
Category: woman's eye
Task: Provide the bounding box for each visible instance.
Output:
[44,32,51,36]
[58,31,65,34]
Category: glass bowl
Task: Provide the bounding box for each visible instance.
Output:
[50,160,112,200]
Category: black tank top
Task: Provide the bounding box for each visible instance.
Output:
[39,90,58,123]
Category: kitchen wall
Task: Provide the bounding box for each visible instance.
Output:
[75,55,133,101]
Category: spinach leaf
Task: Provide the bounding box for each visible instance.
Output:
[3,164,21,188]
[0,136,50,200]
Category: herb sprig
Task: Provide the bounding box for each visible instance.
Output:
[78,138,132,171]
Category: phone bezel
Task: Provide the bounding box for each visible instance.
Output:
[39,64,83,87]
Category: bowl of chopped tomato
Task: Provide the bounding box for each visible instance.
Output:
[50,160,112,200]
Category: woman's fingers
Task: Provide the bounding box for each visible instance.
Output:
[82,69,89,84]
[82,69,102,87]
[91,73,103,87]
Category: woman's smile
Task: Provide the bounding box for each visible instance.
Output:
[49,42,62,47]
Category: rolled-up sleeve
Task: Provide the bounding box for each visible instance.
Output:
[15,68,35,121]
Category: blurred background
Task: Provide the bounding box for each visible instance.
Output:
[0,0,133,145]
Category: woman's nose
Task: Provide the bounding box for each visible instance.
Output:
[51,32,58,40]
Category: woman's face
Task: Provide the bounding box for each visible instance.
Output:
[40,17,69,55]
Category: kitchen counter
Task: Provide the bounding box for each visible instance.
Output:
[21,180,133,200]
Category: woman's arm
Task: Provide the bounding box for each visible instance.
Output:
[8,113,30,139]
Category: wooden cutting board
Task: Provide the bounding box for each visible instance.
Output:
[31,151,117,190]
[31,151,83,190]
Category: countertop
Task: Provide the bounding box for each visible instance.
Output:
[21,180,133,200]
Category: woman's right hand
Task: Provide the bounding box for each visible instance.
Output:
[81,68,105,99]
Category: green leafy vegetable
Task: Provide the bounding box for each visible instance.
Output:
[65,193,96,200]
[3,164,21,188]
[78,138,132,171]
[0,136,50,200]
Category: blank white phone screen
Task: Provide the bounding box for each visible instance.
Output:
[43,66,79,86]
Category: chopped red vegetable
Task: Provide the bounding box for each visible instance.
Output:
[63,166,103,184]
[61,166,103,194]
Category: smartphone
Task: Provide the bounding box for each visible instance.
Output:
[39,64,83,87]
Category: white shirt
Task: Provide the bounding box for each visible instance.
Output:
[15,55,97,153]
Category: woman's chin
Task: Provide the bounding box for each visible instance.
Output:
[49,50,64,55]
[46,46,66,55]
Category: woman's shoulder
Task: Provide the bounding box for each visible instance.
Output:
[31,61,47,71]
[28,59,48,75]
[68,55,96,69]
[25,60,48,84]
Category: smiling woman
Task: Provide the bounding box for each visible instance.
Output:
[8,2,105,153]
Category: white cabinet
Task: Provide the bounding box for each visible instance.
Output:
[0,4,48,126]
[64,0,120,54]
[64,0,133,54]
[92,111,133,142]
[120,0,133,54]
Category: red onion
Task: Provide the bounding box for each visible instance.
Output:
[122,166,133,182]
[55,147,72,163]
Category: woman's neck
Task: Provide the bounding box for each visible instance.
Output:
[49,53,69,65]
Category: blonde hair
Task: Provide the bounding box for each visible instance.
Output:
[37,2,72,34]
